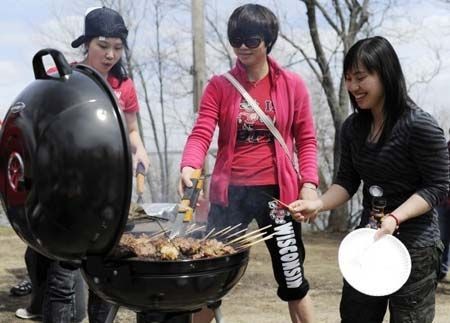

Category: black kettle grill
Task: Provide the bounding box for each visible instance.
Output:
[0,49,249,323]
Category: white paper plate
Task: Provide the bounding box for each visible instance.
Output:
[338,228,411,296]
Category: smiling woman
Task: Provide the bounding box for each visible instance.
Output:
[288,36,449,323]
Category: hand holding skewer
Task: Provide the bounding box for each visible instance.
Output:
[261,192,316,223]
[288,199,323,223]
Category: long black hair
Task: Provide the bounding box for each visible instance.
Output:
[344,36,412,146]
[227,4,279,54]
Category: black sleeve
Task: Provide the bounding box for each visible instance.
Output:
[410,111,449,207]
[334,116,361,197]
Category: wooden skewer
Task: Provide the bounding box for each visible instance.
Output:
[261,192,312,224]
[236,233,275,250]
[210,226,231,238]
[212,223,242,238]
[222,223,242,235]
[148,230,164,238]
[233,232,268,246]
[225,228,248,240]
[149,231,166,240]
[185,223,197,233]
[267,195,293,212]
[226,225,272,245]
[225,224,272,242]
[186,224,206,235]
[201,227,216,241]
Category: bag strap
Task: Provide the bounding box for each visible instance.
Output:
[223,72,300,179]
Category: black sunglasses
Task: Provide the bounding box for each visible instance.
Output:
[229,36,263,49]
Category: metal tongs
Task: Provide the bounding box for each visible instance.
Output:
[170,169,204,238]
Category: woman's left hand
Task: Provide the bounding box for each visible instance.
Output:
[374,215,397,240]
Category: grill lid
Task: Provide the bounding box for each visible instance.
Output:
[0,49,132,261]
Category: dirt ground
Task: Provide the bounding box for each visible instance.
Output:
[0,226,449,323]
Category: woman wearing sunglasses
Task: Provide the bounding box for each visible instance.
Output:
[180,4,318,323]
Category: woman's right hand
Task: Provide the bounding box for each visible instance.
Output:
[288,199,323,221]
[178,166,195,197]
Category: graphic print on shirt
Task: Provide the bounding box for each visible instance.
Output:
[236,98,275,143]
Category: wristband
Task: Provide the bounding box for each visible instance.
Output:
[302,183,317,191]
[387,213,400,229]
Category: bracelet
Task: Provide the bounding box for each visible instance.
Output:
[387,213,400,229]
[302,183,317,191]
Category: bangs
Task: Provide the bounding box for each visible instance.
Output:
[227,4,278,51]
[228,19,266,39]
[344,41,380,75]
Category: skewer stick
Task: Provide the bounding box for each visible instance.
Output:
[186,224,206,235]
[225,225,272,245]
[233,232,268,246]
[201,227,216,241]
[211,223,242,238]
[225,228,248,240]
[261,192,311,224]
[266,194,293,212]
[148,230,165,239]
[210,226,231,238]
[220,223,242,236]
[235,233,275,250]
[149,231,166,240]
[185,223,197,233]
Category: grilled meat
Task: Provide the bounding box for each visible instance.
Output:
[115,233,236,260]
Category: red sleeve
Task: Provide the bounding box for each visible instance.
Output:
[118,78,139,113]
[292,75,319,186]
[180,76,221,169]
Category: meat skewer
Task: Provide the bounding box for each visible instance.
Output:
[225,224,272,241]
[186,224,206,235]
[225,224,272,245]
[231,231,268,247]
[201,228,216,241]
[211,223,242,239]
[235,233,276,250]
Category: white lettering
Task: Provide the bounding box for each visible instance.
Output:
[282,259,300,271]
[281,252,299,262]
[287,278,302,288]
[277,238,296,248]
[275,222,303,289]
[285,267,301,278]
[276,233,296,241]
[274,222,294,236]
[279,245,298,255]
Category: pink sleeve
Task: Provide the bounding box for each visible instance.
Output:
[292,76,319,186]
[180,76,221,169]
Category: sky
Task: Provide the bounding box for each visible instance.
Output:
[1,0,450,136]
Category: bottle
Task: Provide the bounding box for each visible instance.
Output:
[367,185,386,229]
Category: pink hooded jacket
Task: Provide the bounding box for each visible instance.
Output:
[181,56,318,206]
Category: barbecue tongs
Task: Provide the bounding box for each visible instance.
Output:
[170,168,204,238]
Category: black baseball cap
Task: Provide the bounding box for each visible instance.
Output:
[71,7,128,48]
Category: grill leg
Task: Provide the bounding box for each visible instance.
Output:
[213,307,224,323]
[104,304,120,323]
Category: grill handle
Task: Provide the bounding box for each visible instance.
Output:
[33,48,72,80]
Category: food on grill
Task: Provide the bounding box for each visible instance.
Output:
[112,233,236,260]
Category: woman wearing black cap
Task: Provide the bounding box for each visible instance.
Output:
[73,7,150,323]
[14,7,150,323]
[71,6,150,173]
